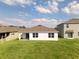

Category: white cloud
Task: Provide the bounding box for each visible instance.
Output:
[0,20,11,25]
[0,18,27,26]
[35,4,59,14]
[35,5,52,14]
[32,18,49,22]
[21,5,26,8]
[32,18,64,28]
[62,1,79,15]
[35,0,64,14]
[45,0,64,2]
[6,18,27,26]
[0,0,64,13]
[54,0,64,2]
[0,0,33,6]
[52,1,58,6]
[0,18,64,28]
[48,1,59,13]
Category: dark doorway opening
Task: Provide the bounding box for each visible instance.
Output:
[26,33,29,40]
[21,33,29,40]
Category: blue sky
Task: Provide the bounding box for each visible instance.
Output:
[0,0,79,27]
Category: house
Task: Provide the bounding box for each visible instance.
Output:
[0,25,59,41]
[18,25,59,40]
[57,19,79,39]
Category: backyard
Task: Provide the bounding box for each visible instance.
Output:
[0,39,79,59]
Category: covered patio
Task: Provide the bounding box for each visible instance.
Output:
[0,32,10,39]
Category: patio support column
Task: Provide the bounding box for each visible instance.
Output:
[5,33,7,37]
[4,33,7,40]
[1,36,3,39]
[19,33,21,40]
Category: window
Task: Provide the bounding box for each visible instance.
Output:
[66,24,69,28]
[33,33,38,38]
[68,32,73,38]
[48,33,54,38]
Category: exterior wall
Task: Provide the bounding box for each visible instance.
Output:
[1,32,58,41]
[56,24,64,37]
[29,32,58,40]
[64,24,79,38]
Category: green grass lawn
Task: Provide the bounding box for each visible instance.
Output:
[0,39,79,59]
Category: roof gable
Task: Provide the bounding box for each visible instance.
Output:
[29,25,58,32]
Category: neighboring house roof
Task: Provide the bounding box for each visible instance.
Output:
[0,25,58,33]
[0,24,5,27]
[0,26,20,33]
[64,19,79,24]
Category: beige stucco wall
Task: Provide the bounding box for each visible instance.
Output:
[64,24,79,38]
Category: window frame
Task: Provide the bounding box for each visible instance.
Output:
[48,33,54,38]
[33,33,38,38]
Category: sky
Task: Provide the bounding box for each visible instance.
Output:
[0,0,79,28]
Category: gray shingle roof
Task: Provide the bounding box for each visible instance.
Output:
[0,25,58,33]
